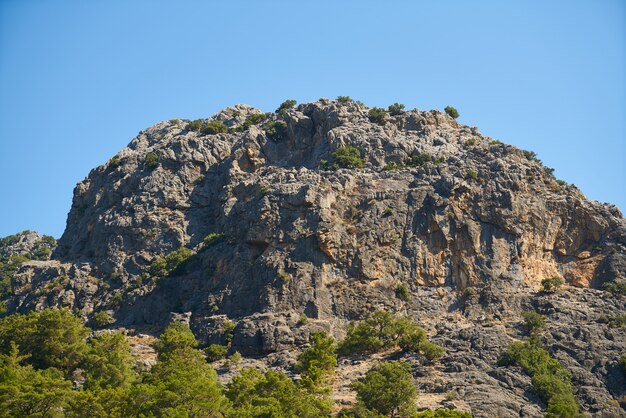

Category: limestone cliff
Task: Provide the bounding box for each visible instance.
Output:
[3,99,625,416]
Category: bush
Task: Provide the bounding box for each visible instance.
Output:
[395,284,410,302]
[276,99,297,114]
[541,277,565,292]
[499,340,582,417]
[602,281,626,295]
[223,320,236,345]
[408,153,432,167]
[444,106,459,119]
[148,247,194,278]
[93,311,114,327]
[337,96,353,103]
[383,208,394,217]
[187,119,205,131]
[200,120,227,135]
[521,310,546,334]
[387,103,405,116]
[332,147,364,169]
[243,113,268,128]
[108,156,121,168]
[154,322,198,360]
[465,170,478,180]
[368,107,387,124]
[350,361,417,417]
[205,344,228,362]
[145,152,159,169]
[337,311,442,359]
[202,232,224,247]
[263,120,288,141]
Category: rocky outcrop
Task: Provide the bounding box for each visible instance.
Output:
[3,99,625,416]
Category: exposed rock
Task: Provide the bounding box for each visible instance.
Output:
[3,99,625,416]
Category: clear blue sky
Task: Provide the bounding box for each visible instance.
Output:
[1,0,624,238]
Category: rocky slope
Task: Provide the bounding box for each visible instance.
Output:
[3,99,625,416]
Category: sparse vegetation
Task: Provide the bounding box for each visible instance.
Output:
[108,156,121,168]
[337,311,444,360]
[444,106,459,119]
[602,281,626,296]
[383,208,394,217]
[387,103,405,115]
[368,107,387,124]
[350,361,417,417]
[92,311,114,327]
[465,170,478,180]
[201,120,228,135]
[187,119,205,131]
[337,96,353,103]
[395,284,410,302]
[148,247,194,278]
[521,310,545,334]
[205,343,228,362]
[331,147,365,169]
[276,99,297,114]
[145,152,159,169]
[202,232,225,247]
[243,113,269,128]
[499,339,582,417]
[541,276,565,292]
[263,120,288,141]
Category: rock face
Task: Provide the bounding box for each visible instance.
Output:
[3,99,626,416]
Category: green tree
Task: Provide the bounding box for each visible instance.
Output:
[226,368,332,418]
[154,322,198,360]
[368,108,387,124]
[0,343,73,417]
[331,147,365,169]
[521,310,546,335]
[387,103,405,116]
[145,152,159,169]
[350,361,417,418]
[444,106,459,119]
[201,120,228,135]
[541,277,565,292]
[82,333,136,389]
[149,247,194,278]
[126,346,229,417]
[295,332,337,393]
[337,96,353,103]
[276,99,297,114]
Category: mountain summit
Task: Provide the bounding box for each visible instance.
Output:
[3,99,625,415]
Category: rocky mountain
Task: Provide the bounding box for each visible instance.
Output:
[2,99,625,417]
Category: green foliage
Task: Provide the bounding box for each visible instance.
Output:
[243,113,269,128]
[521,310,546,334]
[383,162,404,171]
[337,311,443,360]
[263,120,288,141]
[205,344,228,362]
[223,320,236,345]
[350,361,417,417]
[542,277,565,292]
[409,153,432,167]
[383,208,394,217]
[83,333,135,390]
[0,308,89,374]
[337,96,353,103]
[295,332,337,393]
[154,322,198,360]
[226,367,332,417]
[0,343,73,417]
[148,247,194,278]
[395,284,410,302]
[108,156,121,168]
[201,120,228,135]
[129,346,229,417]
[297,313,309,326]
[444,106,459,119]
[499,340,582,417]
[523,150,540,162]
[601,314,626,327]
[145,152,159,169]
[602,281,626,295]
[331,147,365,169]
[92,311,114,327]
[187,119,205,131]
[276,99,297,114]
[203,232,225,247]
[387,103,405,116]
[368,107,387,124]
[465,170,478,180]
